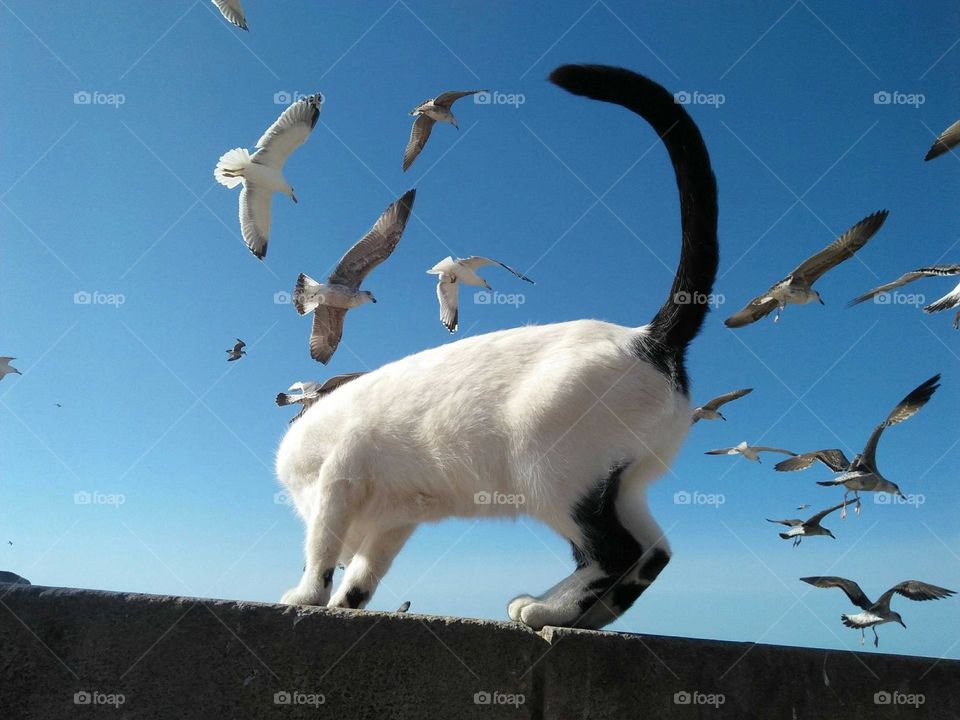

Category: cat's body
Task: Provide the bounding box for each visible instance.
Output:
[276,64,719,630]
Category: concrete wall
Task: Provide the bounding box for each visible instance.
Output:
[1,585,956,719]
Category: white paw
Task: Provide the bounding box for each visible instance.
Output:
[518,601,578,630]
[507,594,537,622]
[279,585,329,607]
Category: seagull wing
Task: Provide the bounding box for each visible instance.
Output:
[752,447,798,457]
[767,518,803,527]
[861,374,940,466]
[806,500,854,525]
[924,280,960,314]
[309,306,347,364]
[705,447,738,455]
[877,581,957,610]
[925,119,960,161]
[403,115,435,171]
[327,189,416,290]
[724,294,780,328]
[436,276,459,332]
[239,184,272,259]
[233,340,246,352]
[702,388,753,411]
[433,90,487,108]
[800,576,872,610]
[774,449,850,473]
[789,210,888,286]
[318,372,365,394]
[461,256,535,283]
[212,0,247,30]
[849,265,960,307]
[251,93,322,170]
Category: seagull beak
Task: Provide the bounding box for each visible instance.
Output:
[897,490,906,499]
[898,619,907,629]
[828,531,836,539]
[370,297,378,304]
[817,296,825,305]
[719,414,727,421]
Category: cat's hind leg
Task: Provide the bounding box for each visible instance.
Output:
[328,524,416,609]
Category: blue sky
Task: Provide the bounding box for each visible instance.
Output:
[2,0,959,668]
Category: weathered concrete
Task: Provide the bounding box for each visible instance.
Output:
[0,585,956,719]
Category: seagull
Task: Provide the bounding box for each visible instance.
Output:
[725,211,888,327]
[801,576,955,646]
[766,500,853,547]
[796,375,940,517]
[848,264,960,324]
[704,441,796,463]
[226,339,246,361]
[276,373,365,423]
[925,119,960,161]
[691,388,753,423]
[403,90,488,171]
[774,449,852,474]
[796,504,811,510]
[0,357,22,382]
[211,0,248,30]
[396,601,411,613]
[214,92,322,259]
[295,189,416,363]
[426,256,534,332]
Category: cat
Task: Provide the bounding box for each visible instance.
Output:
[275,64,719,630]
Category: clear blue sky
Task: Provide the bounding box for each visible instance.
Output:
[2,1,958,665]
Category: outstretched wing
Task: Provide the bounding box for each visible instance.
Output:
[436,276,459,332]
[774,449,850,473]
[433,90,487,108]
[212,0,247,30]
[702,388,753,411]
[924,281,960,314]
[849,265,960,307]
[317,372,366,395]
[239,184,272,259]
[800,576,872,610]
[461,256,535,284]
[705,447,737,455]
[925,119,960,161]
[752,447,797,457]
[724,294,780,328]
[861,374,940,466]
[767,518,803,527]
[806,500,854,525]
[403,115,435,171]
[309,306,347,364]
[790,210,889,286]
[252,93,322,170]
[876,581,957,610]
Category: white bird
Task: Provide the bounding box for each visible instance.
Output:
[211,0,248,30]
[704,441,796,463]
[848,264,960,325]
[276,373,365,423]
[925,119,960,161]
[403,90,488,171]
[426,256,534,332]
[796,504,811,510]
[0,357,22,382]
[801,576,955,646]
[725,211,888,327]
[691,388,753,423]
[295,190,416,363]
[226,339,246,361]
[214,92,322,259]
[766,500,853,547]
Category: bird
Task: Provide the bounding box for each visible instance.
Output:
[54,403,62,408]
[426,256,534,332]
[724,210,888,327]
[766,500,853,547]
[226,339,246,361]
[294,189,416,363]
[276,373,366,423]
[211,0,248,30]
[774,448,852,474]
[0,357,22,382]
[801,576,955,646]
[691,388,753,423]
[848,264,960,324]
[924,119,960,161]
[797,375,940,517]
[796,504,811,510]
[396,601,411,613]
[403,90,488,171]
[214,92,322,259]
[704,441,796,463]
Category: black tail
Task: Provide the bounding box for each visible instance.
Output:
[549,64,719,357]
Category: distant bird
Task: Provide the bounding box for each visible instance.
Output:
[226,339,246,361]
[704,441,796,463]
[924,119,960,161]
[54,403,62,408]
[427,256,534,332]
[691,388,753,423]
[848,264,960,323]
[725,211,888,327]
[796,504,811,510]
[295,190,416,363]
[0,357,22,382]
[215,92,322,259]
[766,500,853,547]
[801,576,955,646]
[211,0,248,30]
[396,601,411,613]
[276,373,365,423]
[403,90,488,171]
[799,375,940,516]
[6,541,12,546]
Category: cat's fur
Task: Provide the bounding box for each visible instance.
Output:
[275,64,719,630]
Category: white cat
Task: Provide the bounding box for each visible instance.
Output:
[276,64,719,630]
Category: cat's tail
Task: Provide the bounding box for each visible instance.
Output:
[548,65,719,358]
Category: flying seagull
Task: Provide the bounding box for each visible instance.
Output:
[214,92,322,259]
[211,0,248,30]
[396,601,411,613]
[775,448,852,474]
[403,90,488,171]
[704,441,796,463]
[796,504,811,510]
[691,388,753,423]
[426,256,534,332]
[803,374,940,517]
[766,500,853,547]
[725,211,888,327]
[0,357,22,382]
[924,119,960,161]
[276,373,365,423]
[801,576,955,646]
[226,339,246,361]
[848,264,960,324]
[295,189,416,363]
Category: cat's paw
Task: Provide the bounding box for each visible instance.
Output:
[507,594,537,622]
[517,601,579,631]
[279,585,329,607]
